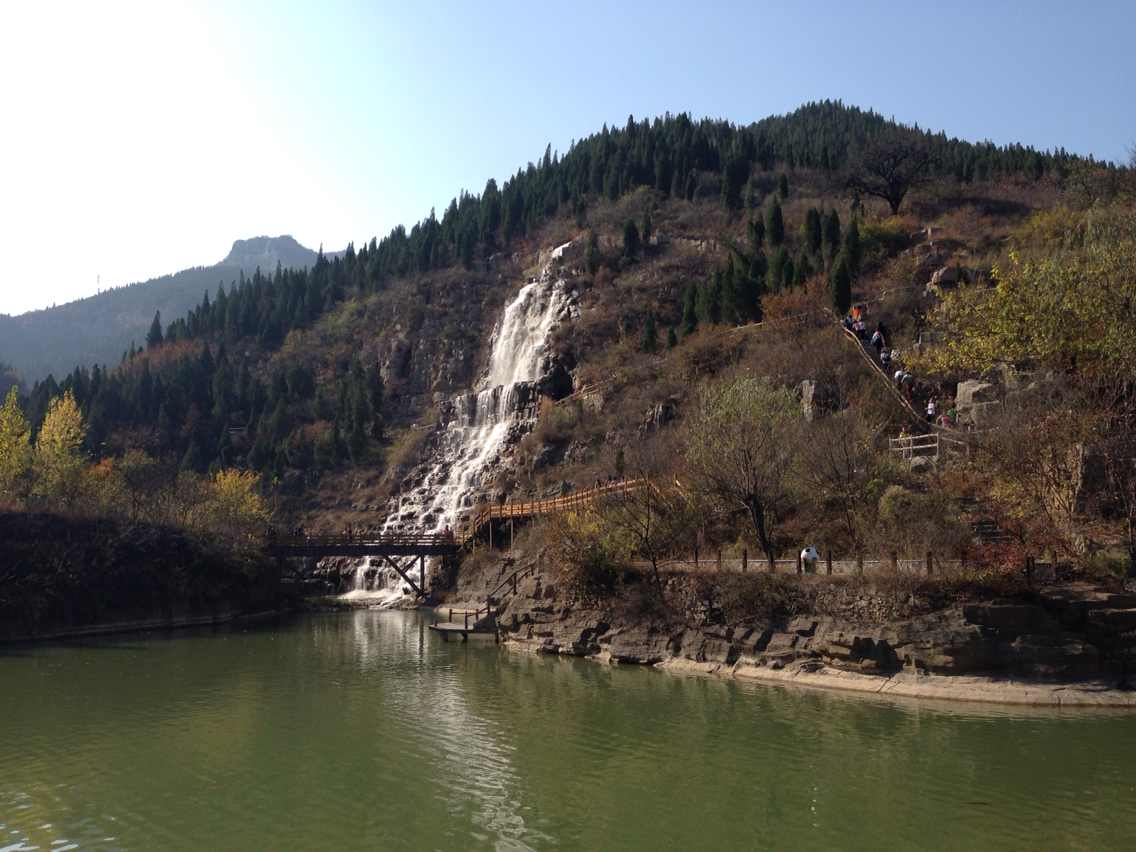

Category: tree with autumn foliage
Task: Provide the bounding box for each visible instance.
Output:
[0,387,32,506]
[32,390,87,509]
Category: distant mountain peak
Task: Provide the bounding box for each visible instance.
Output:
[221,235,315,269]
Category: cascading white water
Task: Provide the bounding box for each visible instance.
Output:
[341,241,576,604]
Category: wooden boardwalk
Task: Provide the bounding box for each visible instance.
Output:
[457,478,648,547]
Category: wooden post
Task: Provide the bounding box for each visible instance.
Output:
[464,611,470,630]
[419,555,425,596]
[856,554,864,577]
[796,552,802,575]
[826,550,833,576]
[768,552,775,574]
[741,548,748,573]
[448,608,453,622]
[717,549,723,572]
[925,551,933,576]
[488,520,493,549]
[891,551,899,574]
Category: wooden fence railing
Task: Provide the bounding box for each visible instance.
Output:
[888,432,970,464]
[458,478,649,547]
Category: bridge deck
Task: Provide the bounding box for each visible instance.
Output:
[267,535,458,559]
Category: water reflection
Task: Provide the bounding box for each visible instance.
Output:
[2,612,1134,850]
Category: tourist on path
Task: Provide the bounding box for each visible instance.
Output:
[800,545,819,574]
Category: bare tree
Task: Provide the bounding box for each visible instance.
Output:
[598,434,699,597]
[846,133,934,215]
[795,411,883,555]
[684,376,800,569]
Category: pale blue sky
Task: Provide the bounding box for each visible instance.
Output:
[1,0,1132,315]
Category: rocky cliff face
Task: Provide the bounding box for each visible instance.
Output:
[220,235,323,270]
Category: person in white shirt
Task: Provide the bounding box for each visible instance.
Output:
[800,545,819,574]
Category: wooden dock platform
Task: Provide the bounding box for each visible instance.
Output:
[429,621,498,642]
[429,605,498,641]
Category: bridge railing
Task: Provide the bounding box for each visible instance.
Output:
[457,477,651,546]
[268,532,457,550]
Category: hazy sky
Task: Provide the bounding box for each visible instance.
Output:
[1,0,1133,316]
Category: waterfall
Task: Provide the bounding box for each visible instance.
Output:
[341,241,576,603]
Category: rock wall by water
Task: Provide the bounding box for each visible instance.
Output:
[450,549,1136,682]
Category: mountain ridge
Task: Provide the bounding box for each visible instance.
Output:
[0,235,329,382]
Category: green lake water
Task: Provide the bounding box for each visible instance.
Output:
[2,610,1135,850]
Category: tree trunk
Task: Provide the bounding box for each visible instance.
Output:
[650,558,664,601]
[744,498,775,571]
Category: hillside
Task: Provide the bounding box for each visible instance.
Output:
[0,235,325,383]
[7,101,1133,582]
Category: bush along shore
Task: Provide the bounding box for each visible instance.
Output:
[445,544,1136,707]
[0,512,288,642]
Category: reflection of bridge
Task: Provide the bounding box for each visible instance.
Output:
[267,533,459,598]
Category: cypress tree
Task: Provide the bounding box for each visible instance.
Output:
[795,250,813,286]
[843,218,862,278]
[767,249,787,294]
[766,201,785,247]
[146,311,163,349]
[823,209,842,261]
[682,285,699,336]
[641,313,659,353]
[622,220,641,259]
[805,208,822,256]
[585,230,601,274]
[748,217,765,253]
[782,256,795,290]
[829,254,852,314]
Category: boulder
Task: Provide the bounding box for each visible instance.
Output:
[930,265,963,288]
[640,399,678,433]
[796,379,839,422]
[955,379,999,409]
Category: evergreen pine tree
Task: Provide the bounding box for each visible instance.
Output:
[748,217,765,253]
[641,313,658,353]
[682,285,699,336]
[622,219,641,259]
[823,209,842,262]
[794,250,813,286]
[767,249,787,294]
[585,230,601,274]
[666,326,678,349]
[348,416,367,463]
[805,208,822,256]
[146,311,163,349]
[829,254,852,314]
[697,275,723,325]
[778,172,790,199]
[843,218,862,278]
[766,201,785,247]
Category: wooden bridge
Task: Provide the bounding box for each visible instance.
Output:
[457,477,648,548]
[266,532,460,598]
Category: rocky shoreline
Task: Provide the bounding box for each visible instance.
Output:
[503,638,1136,707]
[447,557,1136,708]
